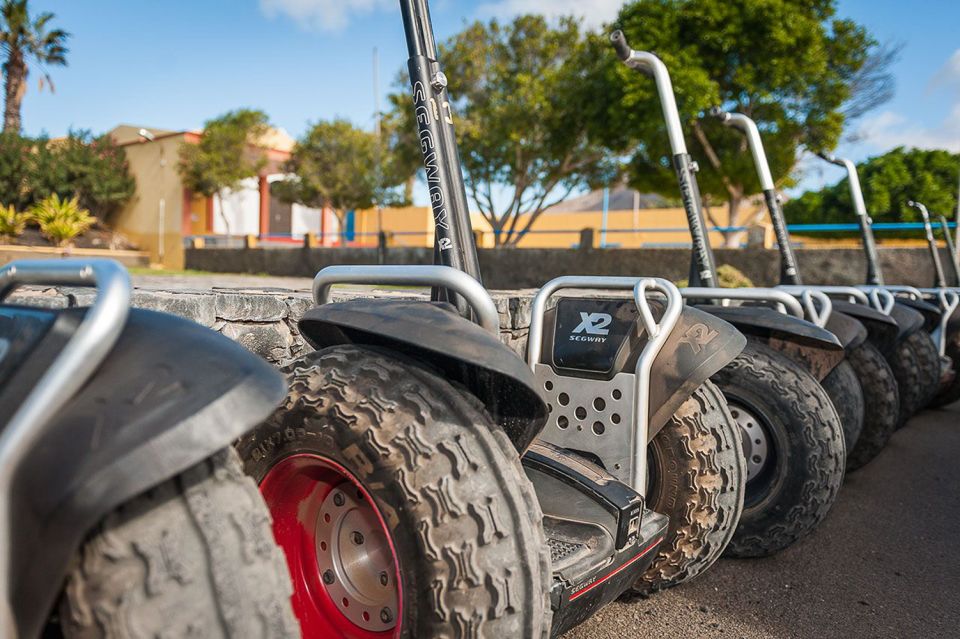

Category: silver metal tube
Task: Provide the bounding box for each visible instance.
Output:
[0,259,131,639]
[527,275,682,493]
[856,286,898,314]
[714,111,775,191]
[618,51,687,156]
[821,153,869,219]
[908,200,948,289]
[312,264,500,336]
[780,284,871,307]
[680,286,806,319]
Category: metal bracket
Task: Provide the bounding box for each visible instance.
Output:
[772,286,833,327]
[856,286,897,315]
[528,276,682,493]
[0,259,132,639]
[918,288,960,355]
[312,264,500,336]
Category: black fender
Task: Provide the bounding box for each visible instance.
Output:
[299,299,549,453]
[889,302,926,338]
[824,310,868,352]
[539,299,746,438]
[697,305,844,380]
[896,297,940,333]
[831,300,900,355]
[2,307,286,639]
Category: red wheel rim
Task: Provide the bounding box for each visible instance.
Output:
[260,454,402,638]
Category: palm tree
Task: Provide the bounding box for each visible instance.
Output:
[1,0,69,133]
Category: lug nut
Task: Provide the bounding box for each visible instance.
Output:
[322,570,335,585]
[351,531,365,545]
[379,571,389,586]
[333,492,345,507]
[380,607,393,623]
[431,71,448,91]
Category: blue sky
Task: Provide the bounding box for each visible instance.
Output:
[17,0,960,197]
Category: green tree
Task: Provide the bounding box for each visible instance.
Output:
[29,130,136,221]
[277,118,412,231]
[600,0,892,246]
[1,0,69,132]
[388,15,617,247]
[178,109,270,235]
[785,147,960,229]
[0,130,32,208]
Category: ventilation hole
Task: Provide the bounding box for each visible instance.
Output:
[575,406,587,420]
[592,422,605,435]
[558,416,569,429]
[752,455,762,463]
[342,598,350,607]
[320,541,327,551]
[558,393,570,406]
[363,612,370,622]
[323,513,331,523]
[593,397,606,411]
[547,403,553,413]
[731,410,739,419]
[612,413,621,424]
[612,389,622,400]
[545,380,554,391]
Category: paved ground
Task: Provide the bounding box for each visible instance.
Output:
[569,403,960,639]
[133,273,960,637]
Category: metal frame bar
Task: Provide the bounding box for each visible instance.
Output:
[312,264,501,336]
[938,214,960,286]
[680,286,820,321]
[908,201,948,289]
[527,276,683,492]
[0,259,131,638]
[919,288,960,355]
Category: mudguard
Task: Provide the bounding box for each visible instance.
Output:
[697,305,844,380]
[539,299,746,437]
[832,300,900,355]
[824,310,868,352]
[896,298,940,333]
[0,307,286,639]
[299,299,549,452]
[889,302,926,338]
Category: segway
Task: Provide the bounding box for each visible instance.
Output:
[611,31,848,558]
[0,259,297,638]
[817,154,952,422]
[709,109,903,469]
[932,212,960,406]
[235,2,748,637]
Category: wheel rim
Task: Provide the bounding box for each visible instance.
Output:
[729,402,771,484]
[260,454,401,639]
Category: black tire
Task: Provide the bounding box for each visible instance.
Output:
[634,380,745,594]
[845,341,899,471]
[712,340,845,558]
[59,448,298,639]
[931,329,960,407]
[905,330,942,408]
[236,345,551,639]
[887,335,924,427]
[821,359,864,458]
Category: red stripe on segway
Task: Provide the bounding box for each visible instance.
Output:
[568,537,664,602]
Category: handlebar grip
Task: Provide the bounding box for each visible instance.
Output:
[610,30,632,61]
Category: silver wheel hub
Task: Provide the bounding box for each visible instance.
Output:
[730,403,770,483]
[316,482,398,632]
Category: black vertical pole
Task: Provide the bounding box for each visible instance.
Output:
[399,0,483,310]
[763,189,802,285]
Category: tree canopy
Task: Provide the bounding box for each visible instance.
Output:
[388,14,618,246]
[594,0,893,245]
[1,0,69,132]
[178,109,269,234]
[785,147,960,226]
[276,118,412,222]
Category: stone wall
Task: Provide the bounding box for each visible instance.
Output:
[185,245,959,290]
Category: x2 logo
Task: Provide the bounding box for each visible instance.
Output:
[679,323,719,354]
[571,312,613,341]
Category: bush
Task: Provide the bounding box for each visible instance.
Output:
[0,204,32,240]
[30,194,94,247]
[676,264,754,289]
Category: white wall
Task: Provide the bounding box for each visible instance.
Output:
[212,177,260,236]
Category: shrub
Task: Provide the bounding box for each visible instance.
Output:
[30,194,94,247]
[0,204,32,240]
[676,265,755,289]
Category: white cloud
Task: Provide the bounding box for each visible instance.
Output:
[476,0,622,28]
[854,105,960,153]
[929,49,960,94]
[259,0,392,32]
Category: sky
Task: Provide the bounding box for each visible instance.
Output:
[15,0,960,198]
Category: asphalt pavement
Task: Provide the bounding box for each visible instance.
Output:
[568,402,960,639]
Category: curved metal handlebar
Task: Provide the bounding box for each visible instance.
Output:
[0,259,132,639]
[527,275,683,491]
[781,285,871,307]
[609,31,687,156]
[312,265,500,336]
[711,108,775,192]
[680,287,806,319]
[857,286,897,314]
[818,153,870,220]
